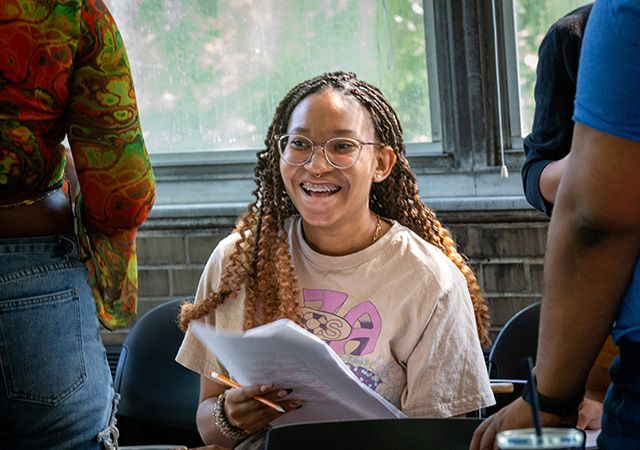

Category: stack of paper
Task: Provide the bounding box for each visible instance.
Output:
[190,319,406,426]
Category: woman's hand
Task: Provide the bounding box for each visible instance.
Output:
[224,384,302,433]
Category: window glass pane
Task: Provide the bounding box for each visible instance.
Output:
[514,0,590,136]
[106,0,433,154]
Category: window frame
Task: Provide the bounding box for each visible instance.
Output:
[498,0,592,155]
[501,0,525,146]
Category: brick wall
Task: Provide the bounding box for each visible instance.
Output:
[100,208,550,348]
[444,211,549,339]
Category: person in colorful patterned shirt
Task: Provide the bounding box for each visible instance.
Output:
[0,0,155,448]
[176,72,494,450]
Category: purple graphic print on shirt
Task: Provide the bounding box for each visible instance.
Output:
[302,288,382,356]
[301,288,384,389]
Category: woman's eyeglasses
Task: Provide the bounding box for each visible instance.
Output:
[276,133,381,169]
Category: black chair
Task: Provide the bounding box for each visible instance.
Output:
[486,301,540,414]
[265,418,484,450]
[114,299,203,447]
[488,301,540,379]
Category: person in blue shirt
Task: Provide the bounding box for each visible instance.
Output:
[522,2,617,433]
[471,1,640,449]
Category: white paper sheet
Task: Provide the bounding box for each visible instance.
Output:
[190,319,406,426]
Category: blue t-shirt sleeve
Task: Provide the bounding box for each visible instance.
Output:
[573,0,640,142]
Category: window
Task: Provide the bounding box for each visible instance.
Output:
[503,0,591,140]
[102,1,539,213]
[106,0,439,154]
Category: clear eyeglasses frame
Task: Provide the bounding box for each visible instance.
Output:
[276,133,382,169]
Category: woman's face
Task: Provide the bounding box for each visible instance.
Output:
[279,89,394,238]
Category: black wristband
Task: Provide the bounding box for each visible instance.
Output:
[521,374,585,416]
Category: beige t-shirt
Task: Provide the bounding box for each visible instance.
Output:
[176,216,495,417]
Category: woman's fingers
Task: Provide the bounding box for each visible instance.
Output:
[248,399,305,431]
[223,385,304,433]
[228,384,275,401]
[257,386,293,402]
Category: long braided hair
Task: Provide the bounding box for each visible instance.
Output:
[179,71,491,346]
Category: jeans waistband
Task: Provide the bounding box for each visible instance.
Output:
[0,234,78,258]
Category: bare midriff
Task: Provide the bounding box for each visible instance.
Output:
[0,189,74,237]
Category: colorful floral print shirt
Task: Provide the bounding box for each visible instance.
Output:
[0,0,155,329]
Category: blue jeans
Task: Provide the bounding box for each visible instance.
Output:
[598,340,640,449]
[0,235,118,449]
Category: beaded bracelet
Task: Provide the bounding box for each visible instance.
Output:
[213,391,249,440]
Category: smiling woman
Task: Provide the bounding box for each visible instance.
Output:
[174,72,494,450]
[278,89,396,256]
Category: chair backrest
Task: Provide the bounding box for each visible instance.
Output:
[488,301,540,380]
[114,299,202,446]
[265,418,484,450]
